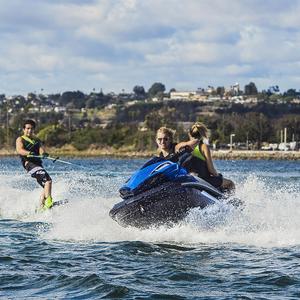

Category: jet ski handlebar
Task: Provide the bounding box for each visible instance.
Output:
[166,146,193,165]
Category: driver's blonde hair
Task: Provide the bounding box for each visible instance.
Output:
[156,127,175,142]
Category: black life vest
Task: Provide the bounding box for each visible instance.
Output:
[159,143,178,162]
[20,135,43,168]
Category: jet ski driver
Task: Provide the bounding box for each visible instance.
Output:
[156,127,177,160]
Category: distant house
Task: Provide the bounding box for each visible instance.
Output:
[28,107,40,113]
[170,91,195,100]
[207,96,222,101]
[54,106,66,113]
[126,100,139,107]
[170,91,208,101]
[231,83,240,95]
[244,97,258,103]
[290,141,298,150]
[40,105,53,113]
[291,98,300,104]
[106,104,116,109]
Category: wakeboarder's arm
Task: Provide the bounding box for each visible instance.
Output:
[201,144,218,176]
[16,137,31,156]
[39,143,46,156]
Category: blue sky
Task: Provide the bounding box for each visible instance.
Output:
[1,0,300,95]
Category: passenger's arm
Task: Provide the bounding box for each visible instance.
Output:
[201,144,218,176]
[175,139,199,152]
[16,137,30,156]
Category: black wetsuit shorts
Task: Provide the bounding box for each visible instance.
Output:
[25,161,52,187]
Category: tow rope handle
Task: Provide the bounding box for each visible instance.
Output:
[27,154,73,165]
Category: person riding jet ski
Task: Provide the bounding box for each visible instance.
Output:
[175,122,235,192]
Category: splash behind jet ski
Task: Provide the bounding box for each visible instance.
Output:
[109,156,225,229]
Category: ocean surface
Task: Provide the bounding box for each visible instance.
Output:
[0,157,299,299]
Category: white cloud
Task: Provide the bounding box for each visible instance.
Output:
[1,0,300,94]
[70,57,110,72]
[224,64,253,76]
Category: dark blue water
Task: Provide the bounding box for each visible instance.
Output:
[1,157,300,299]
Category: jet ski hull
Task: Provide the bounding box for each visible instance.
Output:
[109,181,216,228]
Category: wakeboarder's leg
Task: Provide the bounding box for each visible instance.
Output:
[43,180,53,209]
[40,190,45,206]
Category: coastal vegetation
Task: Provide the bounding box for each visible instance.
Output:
[0,82,299,155]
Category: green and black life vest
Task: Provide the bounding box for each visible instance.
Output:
[182,142,210,179]
[192,144,206,161]
[20,135,42,168]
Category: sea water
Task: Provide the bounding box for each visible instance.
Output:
[0,157,299,299]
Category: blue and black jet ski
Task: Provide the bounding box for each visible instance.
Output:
[109,155,225,229]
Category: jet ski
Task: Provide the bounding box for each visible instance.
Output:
[109,155,225,229]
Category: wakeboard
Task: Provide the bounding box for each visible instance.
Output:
[35,199,69,213]
[52,199,69,207]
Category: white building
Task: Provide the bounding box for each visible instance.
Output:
[231,83,240,95]
[170,91,208,101]
[54,106,66,113]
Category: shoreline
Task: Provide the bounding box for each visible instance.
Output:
[212,150,300,160]
[0,148,299,160]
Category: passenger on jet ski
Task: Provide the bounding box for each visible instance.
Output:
[175,122,235,192]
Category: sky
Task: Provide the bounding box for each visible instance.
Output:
[1,0,300,95]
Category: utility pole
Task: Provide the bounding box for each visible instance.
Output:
[230,133,235,152]
[68,113,71,140]
[284,127,287,144]
[6,109,9,146]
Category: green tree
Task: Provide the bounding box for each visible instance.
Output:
[133,85,146,98]
[0,128,5,146]
[269,94,281,103]
[86,93,111,109]
[70,128,99,150]
[37,125,69,147]
[145,111,163,131]
[284,89,297,97]
[148,82,165,98]
[27,92,38,101]
[216,86,225,96]
[273,114,300,142]
[244,82,258,95]
[60,91,86,109]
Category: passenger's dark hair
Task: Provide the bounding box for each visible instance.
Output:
[23,119,36,129]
